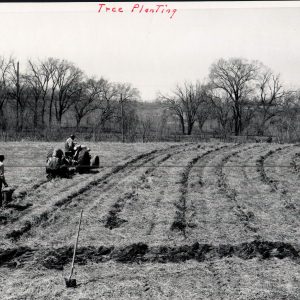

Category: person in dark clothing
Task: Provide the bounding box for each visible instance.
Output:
[0,155,8,205]
[46,149,69,178]
[65,134,76,157]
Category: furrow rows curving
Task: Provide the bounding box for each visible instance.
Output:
[290,153,300,173]
[4,145,187,242]
[215,144,260,233]
[103,144,201,230]
[288,147,300,177]
[227,143,300,242]
[263,146,299,211]
[170,144,230,236]
[255,146,290,191]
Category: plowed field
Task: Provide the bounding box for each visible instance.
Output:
[0,142,299,299]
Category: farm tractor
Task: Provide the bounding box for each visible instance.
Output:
[46,145,100,178]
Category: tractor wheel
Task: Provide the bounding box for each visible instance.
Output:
[91,155,100,168]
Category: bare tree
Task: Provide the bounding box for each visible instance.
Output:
[115,83,140,142]
[271,91,300,142]
[196,85,213,132]
[27,59,53,128]
[0,56,13,129]
[160,81,206,135]
[51,59,83,125]
[209,58,259,135]
[255,69,286,135]
[94,81,118,131]
[139,116,154,142]
[123,103,140,142]
[157,109,170,139]
[8,59,31,131]
[28,59,54,126]
[208,90,232,137]
[40,58,59,126]
[161,94,185,134]
[73,77,106,128]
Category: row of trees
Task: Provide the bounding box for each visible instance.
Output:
[0,56,140,138]
[161,58,299,137]
[1,55,300,141]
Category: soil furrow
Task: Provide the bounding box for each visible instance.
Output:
[182,144,247,244]
[171,144,229,236]
[255,145,290,191]
[215,144,260,233]
[263,146,299,211]
[104,149,190,230]
[0,240,298,269]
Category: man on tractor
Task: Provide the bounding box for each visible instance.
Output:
[65,134,76,158]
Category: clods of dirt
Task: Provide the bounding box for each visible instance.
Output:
[42,246,114,270]
[104,192,136,229]
[111,243,148,262]
[5,203,33,211]
[2,240,298,270]
[6,221,32,240]
[0,246,35,268]
[6,221,31,240]
[105,213,128,229]
[0,213,8,225]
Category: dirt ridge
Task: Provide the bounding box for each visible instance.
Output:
[215,145,259,233]
[0,240,298,269]
[255,147,288,191]
[256,146,297,210]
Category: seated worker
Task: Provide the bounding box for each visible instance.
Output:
[65,134,76,157]
[46,148,69,178]
[75,145,91,174]
[0,154,8,205]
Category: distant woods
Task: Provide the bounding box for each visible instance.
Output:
[0,56,299,142]
[160,58,300,142]
[0,56,140,141]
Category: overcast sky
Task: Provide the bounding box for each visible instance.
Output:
[0,1,299,100]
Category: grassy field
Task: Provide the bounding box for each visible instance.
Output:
[0,141,299,299]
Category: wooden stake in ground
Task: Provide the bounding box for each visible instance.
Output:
[65,209,83,288]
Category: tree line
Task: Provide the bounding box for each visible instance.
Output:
[1,55,300,142]
[160,58,300,140]
[0,56,140,139]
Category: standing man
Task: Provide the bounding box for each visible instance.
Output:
[0,154,8,205]
[65,134,76,157]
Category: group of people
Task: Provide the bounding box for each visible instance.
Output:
[1,134,97,203]
[46,134,92,177]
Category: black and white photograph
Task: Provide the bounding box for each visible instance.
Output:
[0,1,300,299]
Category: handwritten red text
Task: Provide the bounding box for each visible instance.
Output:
[98,3,177,19]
